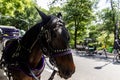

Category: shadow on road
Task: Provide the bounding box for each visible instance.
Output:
[94,62,111,69]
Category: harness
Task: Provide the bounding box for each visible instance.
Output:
[1,38,45,80]
[1,17,72,80]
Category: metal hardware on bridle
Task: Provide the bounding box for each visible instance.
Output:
[49,49,71,66]
[52,49,71,57]
[45,30,51,42]
[42,47,47,53]
[38,27,45,38]
[54,48,70,53]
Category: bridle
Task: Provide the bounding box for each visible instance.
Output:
[38,17,72,80]
[1,9,73,80]
[16,16,72,80]
[37,17,71,65]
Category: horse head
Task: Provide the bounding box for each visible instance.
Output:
[36,8,75,79]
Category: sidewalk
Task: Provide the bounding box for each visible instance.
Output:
[74,49,116,61]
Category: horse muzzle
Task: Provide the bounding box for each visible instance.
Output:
[58,68,75,79]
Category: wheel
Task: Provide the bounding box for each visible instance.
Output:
[116,54,120,63]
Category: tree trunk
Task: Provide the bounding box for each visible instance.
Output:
[110,0,118,48]
[74,18,77,48]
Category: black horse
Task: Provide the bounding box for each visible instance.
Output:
[0,8,75,80]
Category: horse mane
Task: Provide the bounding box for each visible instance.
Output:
[21,16,51,49]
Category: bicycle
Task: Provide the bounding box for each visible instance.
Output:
[116,53,120,62]
[113,39,120,63]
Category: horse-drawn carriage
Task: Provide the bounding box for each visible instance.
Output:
[0,25,21,49]
[84,37,97,55]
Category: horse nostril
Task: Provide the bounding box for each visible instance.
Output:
[73,67,75,74]
[64,69,74,77]
[66,71,71,76]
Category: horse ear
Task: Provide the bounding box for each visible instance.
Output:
[35,7,48,21]
[57,12,62,19]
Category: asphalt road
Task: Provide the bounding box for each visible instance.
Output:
[1,49,120,80]
[41,50,120,80]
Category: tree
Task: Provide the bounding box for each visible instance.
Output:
[63,0,94,48]
[95,0,120,48]
[48,6,62,15]
[0,0,43,30]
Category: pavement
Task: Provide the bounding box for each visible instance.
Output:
[75,49,115,58]
[41,49,120,80]
[0,48,119,80]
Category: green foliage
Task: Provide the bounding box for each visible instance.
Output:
[97,8,114,32]
[63,0,94,47]
[0,0,44,30]
[95,1,118,48]
[49,6,63,15]
[1,0,118,49]
[0,0,33,16]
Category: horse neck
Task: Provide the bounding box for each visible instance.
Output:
[28,41,43,68]
[21,23,43,68]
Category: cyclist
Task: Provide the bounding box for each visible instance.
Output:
[113,39,120,62]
